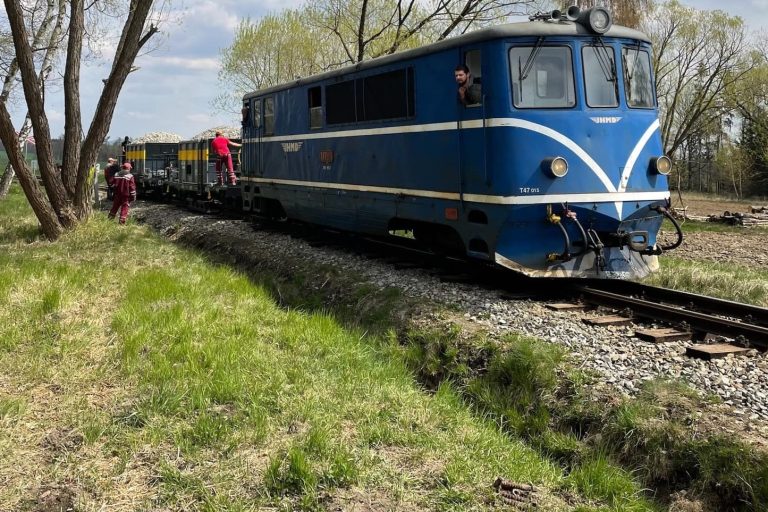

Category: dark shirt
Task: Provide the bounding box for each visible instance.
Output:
[104,163,120,184]
[460,83,482,106]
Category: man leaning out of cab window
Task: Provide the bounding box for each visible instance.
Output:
[454,64,482,106]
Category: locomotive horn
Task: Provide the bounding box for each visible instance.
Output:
[565,5,580,21]
[528,9,564,21]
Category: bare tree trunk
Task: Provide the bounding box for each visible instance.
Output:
[61,0,84,198]
[0,108,63,239]
[3,0,75,228]
[0,164,14,198]
[0,0,58,203]
[74,0,159,217]
[1,0,161,235]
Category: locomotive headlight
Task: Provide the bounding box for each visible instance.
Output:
[589,8,612,33]
[651,155,672,175]
[543,156,569,178]
[578,7,612,34]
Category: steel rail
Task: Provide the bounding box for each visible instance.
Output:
[583,279,768,328]
[575,286,768,349]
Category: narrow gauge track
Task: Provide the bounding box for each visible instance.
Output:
[153,200,768,352]
[574,281,768,350]
[256,215,768,350]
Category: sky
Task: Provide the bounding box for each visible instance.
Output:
[9,0,768,142]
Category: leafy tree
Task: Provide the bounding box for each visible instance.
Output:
[217,0,538,112]
[306,0,538,64]
[739,113,768,197]
[214,9,337,112]
[0,0,165,239]
[714,142,751,199]
[644,1,749,157]
[725,39,768,198]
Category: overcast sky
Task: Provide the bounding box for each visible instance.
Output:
[10,0,768,142]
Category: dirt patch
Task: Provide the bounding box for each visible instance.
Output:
[663,195,768,270]
[35,483,77,512]
[670,195,760,218]
[41,428,83,455]
[669,230,768,270]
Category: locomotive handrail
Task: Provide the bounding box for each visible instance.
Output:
[483,95,490,186]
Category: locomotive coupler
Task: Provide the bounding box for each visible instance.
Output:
[617,230,649,252]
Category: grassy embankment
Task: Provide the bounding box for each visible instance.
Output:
[652,218,768,307]
[2,186,767,511]
[0,186,664,511]
[648,255,768,307]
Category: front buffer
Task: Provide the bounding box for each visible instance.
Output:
[493,201,666,279]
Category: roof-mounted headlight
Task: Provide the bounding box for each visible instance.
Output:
[578,7,612,34]
[543,156,568,178]
[651,155,672,175]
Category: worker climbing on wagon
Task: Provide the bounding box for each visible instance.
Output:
[108,162,137,225]
[211,130,242,186]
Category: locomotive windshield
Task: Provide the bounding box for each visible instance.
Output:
[510,46,575,108]
[622,46,654,108]
[582,45,618,107]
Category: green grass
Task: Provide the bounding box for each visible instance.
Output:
[566,454,646,510]
[647,256,768,306]
[1,185,575,511]
[0,183,43,243]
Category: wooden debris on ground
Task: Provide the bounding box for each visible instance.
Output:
[493,478,539,508]
[706,211,768,227]
[686,343,752,360]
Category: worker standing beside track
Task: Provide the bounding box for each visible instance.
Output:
[104,157,120,200]
[107,162,137,225]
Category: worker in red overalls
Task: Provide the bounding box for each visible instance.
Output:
[211,131,242,186]
[108,162,137,224]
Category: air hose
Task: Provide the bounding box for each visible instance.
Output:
[546,205,571,262]
[653,204,684,251]
[561,204,588,257]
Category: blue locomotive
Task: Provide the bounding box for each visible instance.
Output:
[237,6,682,279]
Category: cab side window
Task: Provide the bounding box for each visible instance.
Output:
[308,87,322,129]
[252,100,262,130]
[264,97,275,136]
[464,49,482,107]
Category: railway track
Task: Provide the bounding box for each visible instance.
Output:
[290,223,768,353]
[573,281,768,352]
[145,201,768,355]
